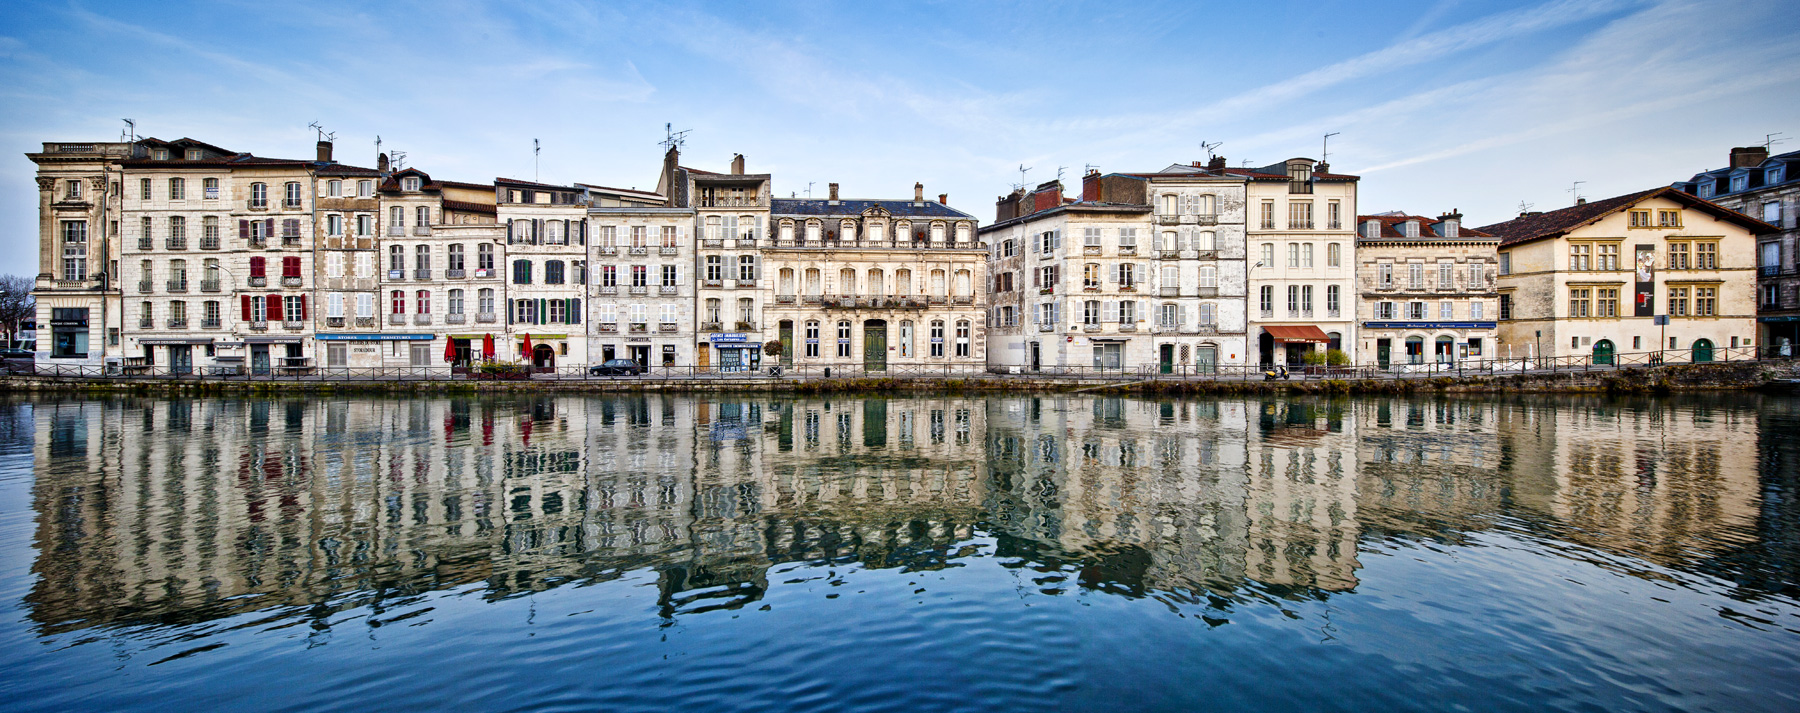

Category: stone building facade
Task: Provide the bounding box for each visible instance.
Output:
[311,148,384,365]
[585,184,693,368]
[1673,146,1800,355]
[1485,187,1770,362]
[1231,158,1359,366]
[1353,211,1499,368]
[27,140,132,369]
[497,178,590,370]
[764,182,985,371]
[658,151,771,372]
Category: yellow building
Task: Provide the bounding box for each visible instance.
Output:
[1483,187,1774,362]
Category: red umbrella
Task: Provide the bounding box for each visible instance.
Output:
[443,336,456,364]
[520,333,532,359]
[482,333,495,360]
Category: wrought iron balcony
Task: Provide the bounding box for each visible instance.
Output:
[476,312,497,323]
[599,323,619,333]
[415,269,431,280]
[660,285,679,295]
[201,318,221,329]
[249,276,267,287]
[283,320,305,330]
[282,276,303,287]
[200,236,220,250]
[200,280,221,293]
[165,238,187,251]
[445,314,466,324]
[388,314,406,325]
[659,322,679,332]
[446,269,466,279]
[414,314,432,325]
[166,280,187,293]
[137,281,153,293]
[629,322,648,333]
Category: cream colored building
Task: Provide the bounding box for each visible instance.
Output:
[765,182,985,372]
[27,140,131,369]
[1235,158,1360,365]
[656,150,771,372]
[1484,186,1771,362]
[497,178,590,370]
[1354,211,1500,368]
[584,184,692,368]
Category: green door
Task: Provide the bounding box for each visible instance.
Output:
[1377,339,1391,368]
[1692,338,1714,363]
[863,321,887,372]
[1159,344,1174,374]
[1593,339,1614,365]
[779,321,794,366]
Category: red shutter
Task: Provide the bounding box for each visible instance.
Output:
[250,256,265,277]
[268,294,282,321]
[300,295,308,320]
[239,220,249,239]
[241,295,252,321]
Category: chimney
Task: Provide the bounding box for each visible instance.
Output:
[1207,155,1226,171]
[316,140,333,163]
[827,182,839,203]
[1317,161,1330,173]
[914,182,924,203]
[1081,170,1101,202]
[659,145,681,208]
[939,193,948,205]
[377,152,390,174]
[730,153,745,175]
[1731,146,1770,169]
[1576,197,1587,206]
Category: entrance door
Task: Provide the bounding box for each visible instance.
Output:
[601,345,616,362]
[628,345,650,368]
[779,321,794,366]
[863,320,887,372]
[697,343,711,371]
[169,345,192,375]
[251,345,270,375]
[1377,338,1391,368]
[1692,338,1714,363]
[1258,331,1274,365]
[1030,342,1041,371]
[1592,339,1614,365]
[1159,344,1174,374]
[1093,343,1122,369]
[410,342,432,367]
[1285,343,1308,367]
[1195,346,1217,374]
[533,344,556,370]
[327,342,348,367]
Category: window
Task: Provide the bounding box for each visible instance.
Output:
[478,288,495,315]
[929,321,946,357]
[512,259,532,284]
[1408,301,1426,320]
[544,260,565,284]
[838,321,853,357]
[1199,302,1217,327]
[1259,285,1273,315]
[1378,263,1393,287]
[1198,265,1217,288]
[203,177,219,199]
[249,256,266,278]
[415,290,431,314]
[1468,262,1485,286]
[1569,244,1591,271]
[1083,300,1101,325]
[704,298,721,324]
[402,176,421,191]
[1597,244,1619,271]
[1084,227,1102,247]
[327,180,341,197]
[356,214,372,236]
[661,226,678,248]
[739,255,756,281]
[60,221,87,281]
[513,299,537,324]
[249,182,267,208]
[416,206,430,229]
[1596,288,1618,317]
[1328,200,1341,230]
[168,178,185,200]
[284,182,302,208]
[1001,238,1017,257]
[1568,288,1592,317]
[662,264,678,287]
[1301,243,1314,268]
[1158,303,1179,328]
[1694,287,1716,316]
[1766,201,1784,225]
[1287,285,1299,313]
[1376,301,1395,320]
[357,180,372,198]
[139,178,152,200]
[1161,231,1178,252]
[1326,284,1340,314]
[1409,262,1424,288]
[625,264,644,288]
[204,300,221,325]
[1326,242,1340,267]
[1439,261,1453,287]
[1260,201,1275,229]
[1731,175,1747,193]
[805,321,820,357]
[327,214,343,236]
[1499,294,1512,320]
[1159,194,1177,216]
[389,290,406,315]
[1118,228,1137,248]
[1040,230,1060,254]
[1288,201,1313,230]
[548,300,567,323]
[1629,209,1651,228]
[1040,266,1058,291]
[1657,210,1681,228]
[1498,253,1511,275]
[705,255,722,282]
[1471,301,1484,319]
[1288,243,1300,268]
[1695,242,1717,269]
[1117,263,1136,288]
[1439,301,1453,319]
[1668,242,1690,269]
[414,245,431,272]
[388,245,404,272]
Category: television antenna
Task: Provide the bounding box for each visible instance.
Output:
[1321,132,1340,166]
[805,182,814,199]
[375,135,383,161]
[1084,163,1098,174]
[1517,200,1534,214]
[660,123,690,152]
[1056,165,1067,182]
[389,150,407,171]
[1200,141,1222,161]
[1766,132,1788,151]
[533,139,541,183]
[120,119,137,142]
[307,121,335,143]
[1568,180,1586,205]
[1013,164,1032,191]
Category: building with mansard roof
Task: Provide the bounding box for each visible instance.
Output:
[1672,146,1800,354]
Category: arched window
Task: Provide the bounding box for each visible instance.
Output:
[805,220,821,243]
[930,222,945,242]
[779,221,795,243]
[388,245,404,271]
[955,223,971,244]
[390,290,405,315]
[448,244,464,271]
[839,268,856,295]
[1161,231,1178,251]
[896,221,912,242]
[1197,194,1215,215]
[1159,194,1177,215]
[415,245,430,272]
[389,205,405,228]
[1326,242,1341,267]
[478,288,495,315]
[168,177,185,200]
[841,220,858,241]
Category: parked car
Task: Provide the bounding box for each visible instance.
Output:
[0,349,35,375]
[589,359,646,376]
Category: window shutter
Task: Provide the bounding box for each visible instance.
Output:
[268,294,282,321]
[1137,263,1148,284]
[507,300,514,324]
[506,219,514,244]
[1032,268,1040,288]
[674,264,682,285]
[569,298,580,324]
[537,298,545,325]
[563,220,570,244]
[238,220,248,240]
[264,218,274,237]
[241,295,252,321]
[300,295,308,320]
[577,220,586,245]
[1178,304,1187,326]
[534,219,543,244]
[1111,264,1120,284]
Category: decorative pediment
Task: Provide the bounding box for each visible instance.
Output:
[861,205,890,218]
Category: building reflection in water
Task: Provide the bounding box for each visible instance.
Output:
[25,393,1778,636]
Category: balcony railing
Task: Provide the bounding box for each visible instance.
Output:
[701,321,723,332]
[474,268,493,279]
[283,320,305,330]
[137,281,153,293]
[388,270,405,281]
[660,285,679,295]
[137,238,153,251]
[281,276,303,287]
[166,238,187,251]
[1161,287,1181,297]
[1039,323,1056,332]
[476,312,498,323]
[702,279,723,288]
[446,269,466,279]
[629,247,648,255]
[388,314,406,325]
[775,294,796,304]
[415,269,431,280]
[1084,323,1101,332]
[1159,250,1180,260]
[249,276,267,287]
[1118,323,1137,332]
[250,320,268,331]
[659,322,679,332]
[599,323,619,333]
[597,285,619,296]
[598,246,618,256]
[660,247,680,256]
[629,286,648,296]
[735,321,756,331]
[137,318,153,329]
[387,226,405,237]
[166,280,187,293]
[326,317,345,328]
[446,314,466,324]
[953,295,974,304]
[201,318,221,330]
[200,236,219,250]
[629,323,648,333]
[414,314,432,325]
[414,226,431,236]
[1118,245,1137,255]
[737,279,757,288]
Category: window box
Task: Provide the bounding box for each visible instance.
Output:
[629,322,648,333]
[326,317,345,327]
[599,323,619,333]
[659,322,679,332]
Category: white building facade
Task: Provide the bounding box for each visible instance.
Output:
[1234,158,1359,366]
[586,184,694,368]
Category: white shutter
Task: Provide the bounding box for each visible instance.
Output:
[1177,304,1187,327]
[1111,264,1121,284]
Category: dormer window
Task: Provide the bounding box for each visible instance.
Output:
[153,148,170,161]
[1402,220,1420,238]
[186,149,202,160]
[402,176,421,191]
[1287,162,1313,194]
[1731,175,1747,192]
[1700,181,1714,197]
[1770,166,1786,184]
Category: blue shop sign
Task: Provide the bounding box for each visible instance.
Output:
[711,333,748,343]
[316,333,436,341]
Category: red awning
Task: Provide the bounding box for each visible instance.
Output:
[1264,325,1330,343]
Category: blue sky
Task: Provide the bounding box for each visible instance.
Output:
[2,0,1796,276]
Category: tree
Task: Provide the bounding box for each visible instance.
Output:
[0,276,33,348]
[763,340,785,357]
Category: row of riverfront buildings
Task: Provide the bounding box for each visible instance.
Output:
[26,135,1794,373]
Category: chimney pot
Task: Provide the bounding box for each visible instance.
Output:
[914,182,924,202]
[316,140,333,163]
[828,182,839,202]
[939,193,948,205]
[1576,197,1587,206]
[1207,156,1226,171]
[730,153,745,175]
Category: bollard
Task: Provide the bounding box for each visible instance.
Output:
[824,367,831,379]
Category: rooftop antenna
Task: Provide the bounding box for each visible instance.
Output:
[533,139,541,183]
[1200,141,1222,160]
[389,150,407,171]
[1015,164,1032,191]
[1517,200,1534,215]
[308,121,327,142]
[805,182,814,199]
[1568,180,1586,205]
[659,122,690,152]
[375,135,383,160]
[1766,132,1787,151]
[1056,165,1067,182]
[120,118,136,142]
[1321,132,1340,165]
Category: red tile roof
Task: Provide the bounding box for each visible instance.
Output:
[1475,186,1778,247]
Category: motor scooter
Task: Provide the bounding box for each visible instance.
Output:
[1263,364,1289,381]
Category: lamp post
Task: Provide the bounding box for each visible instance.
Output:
[1534,329,1541,370]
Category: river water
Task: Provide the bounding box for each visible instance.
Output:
[0,393,1795,712]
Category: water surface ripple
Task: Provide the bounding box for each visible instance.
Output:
[0,393,1796,712]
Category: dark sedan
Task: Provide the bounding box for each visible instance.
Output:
[588,359,646,376]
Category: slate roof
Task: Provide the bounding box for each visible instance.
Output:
[1475,186,1776,247]
[1356,213,1495,240]
[1673,149,1800,199]
[317,163,382,177]
[771,198,972,220]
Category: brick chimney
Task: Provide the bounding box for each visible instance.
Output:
[1081,169,1101,202]
[938,193,948,205]
[827,182,839,204]
[730,153,745,175]
[1207,155,1227,171]
[316,140,333,163]
[914,182,924,204]
[1731,146,1770,168]
[377,152,390,174]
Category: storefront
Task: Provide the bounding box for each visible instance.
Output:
[706,333,761,372]
[242,336,308,374]
[139,338,215,375]
[1259,325,1330,366]
[1762,316,1799,357]
[316,334,438,368]
[48,307,90,360]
